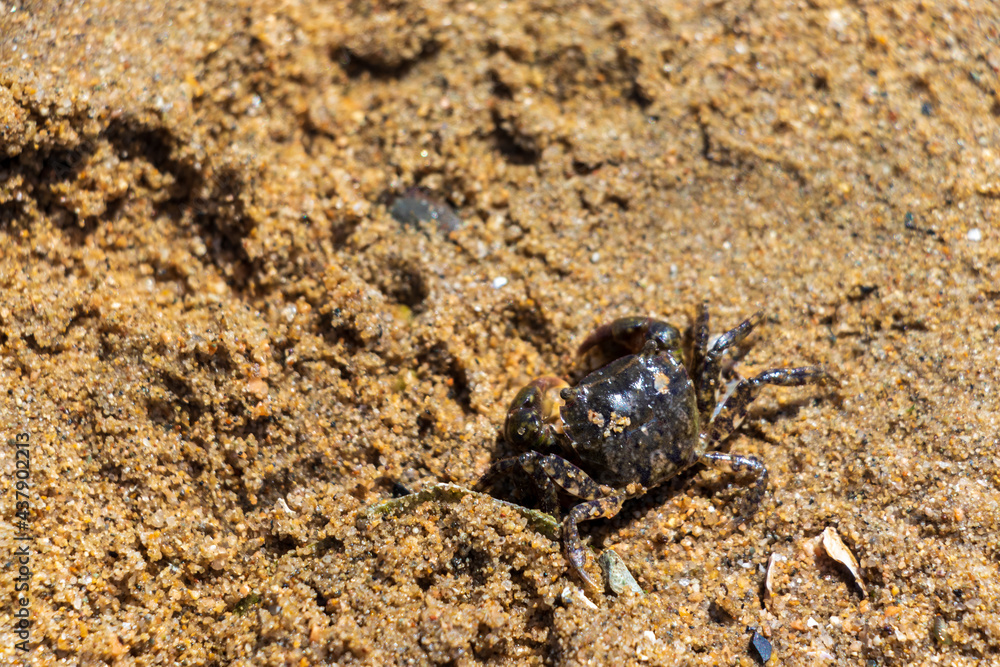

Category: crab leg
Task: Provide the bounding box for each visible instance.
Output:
[694,304,764,423]
[475,452,609,514]
[699,451,769,527]
[699,365,829,524]
[691,301,711,396]
[705,366,830,444]
[563,492,629,591]
[479,451,631,591]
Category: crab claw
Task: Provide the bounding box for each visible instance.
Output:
[503,376,568,450]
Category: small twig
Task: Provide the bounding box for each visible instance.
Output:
[359,482,562,540]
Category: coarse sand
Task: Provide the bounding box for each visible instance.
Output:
[2,1,1000,665]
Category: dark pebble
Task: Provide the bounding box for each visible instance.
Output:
[750,629,772,664]
[391,481,413,498]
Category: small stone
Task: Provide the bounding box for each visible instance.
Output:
[750,629,772,664]
[389,188,464,233]
[967,228,982,241]
[598,548,643,595]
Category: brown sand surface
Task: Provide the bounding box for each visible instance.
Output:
[2,0,999,665]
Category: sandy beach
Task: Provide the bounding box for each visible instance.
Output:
[2,1,999,664]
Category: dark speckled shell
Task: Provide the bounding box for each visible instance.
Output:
[560,351,699,487]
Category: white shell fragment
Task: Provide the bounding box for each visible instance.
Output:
[561,584,598,610]
[764,552,779,606]
[598,548,643,595]
[819,527,867,598]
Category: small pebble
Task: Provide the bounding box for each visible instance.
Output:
[967,228,982,241]
[750,629,772,664]
[598,548,643,595]
[390,188,464,233]
[492,277,508,289]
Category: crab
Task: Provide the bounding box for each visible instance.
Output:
[476,303,830,591]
